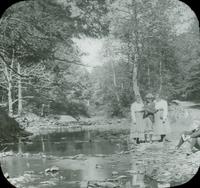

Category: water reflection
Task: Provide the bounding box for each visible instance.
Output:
[18,137,22,154]
[41,136,45,153]
[1,130,168,188]
[4,131,124,157]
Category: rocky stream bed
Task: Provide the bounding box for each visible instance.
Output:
[0,101,200,188]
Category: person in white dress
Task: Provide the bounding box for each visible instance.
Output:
[154,94,171,142]
[130,95,145,144]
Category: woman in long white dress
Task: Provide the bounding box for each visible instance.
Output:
[130,95,145,144]
[154,94,171,142]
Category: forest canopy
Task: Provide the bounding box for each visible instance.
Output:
[0,0,199,118]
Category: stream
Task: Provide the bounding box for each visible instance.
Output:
[0,129,195,188]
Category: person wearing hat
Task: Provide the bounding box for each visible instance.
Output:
[143,93,157,143]
[130,95,145,144]
[154,94,171,142]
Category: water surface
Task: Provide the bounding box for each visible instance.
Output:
[1,130,180,188]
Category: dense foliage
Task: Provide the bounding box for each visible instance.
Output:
[0,0,103,117]
[89,0,200,116]
[0,0,199,119]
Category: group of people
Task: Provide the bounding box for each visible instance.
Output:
[130,92,200,154]
[130,93,171,144]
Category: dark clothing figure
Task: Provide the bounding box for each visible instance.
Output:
[143,101,157,123]
[143,97,157,143]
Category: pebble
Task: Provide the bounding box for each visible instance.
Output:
[45,166,59,173]
[112,171,119,176]
[96,164,103,169]
[51,166,59,172]
[4,172,9,179]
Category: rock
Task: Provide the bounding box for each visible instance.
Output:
[80,181,88,188]
[95,154,107,157]
[112,171,119,176]
[40,180,56,186]
[72,154,86,160]
[96,164,103,169]
[59,175,64,180]
[45,168,51,173]
[126,170,137,174]
[116,175,127,180]
[158,183,171,188]
[4,172,9,179]
[9,173,35,185]
[24,170,34,174]
[50,166,59,172]
[117,151,124,155]
[2,151,14,157]
[89,181,120,188]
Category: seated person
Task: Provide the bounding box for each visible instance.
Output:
[175,120,200,153]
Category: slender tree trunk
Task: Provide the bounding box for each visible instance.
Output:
[4,65,13,117]
[8,81,13,117]
[159,61,162,94]
[3,49,14,117]
[131,0,141,99]
[111,61,117,87]
[41,104,44,117]
[147,62,151,89]
[17,62,22,116]
[132,62,140,97]
[111,60,120,102]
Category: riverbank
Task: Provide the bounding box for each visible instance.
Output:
[0,100,196,146]
[15,114,130,136]
[13,100,196,139]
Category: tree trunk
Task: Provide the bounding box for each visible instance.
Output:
[4,65,13,117]
[41,104,45,117]
[132,62,140,97]
[111,60,120,102]
[159,61,162,94]
[147,62,151,89]
[131,0,141,99]
[17,62,22,116]
[8,81,13,117]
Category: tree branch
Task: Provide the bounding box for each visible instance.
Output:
[54,57,90,67]
[12,96,34,105]
[0,54,31,78]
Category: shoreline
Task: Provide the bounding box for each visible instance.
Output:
[20,116,131,136]
[7,100,200,139]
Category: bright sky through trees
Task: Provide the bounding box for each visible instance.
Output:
[73,37,104,72]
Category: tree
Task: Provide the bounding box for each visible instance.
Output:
[0,0,99,117]
[89,0,200,117]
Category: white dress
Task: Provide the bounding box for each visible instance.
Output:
[154,99,171,135]
[130,102,145,140]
